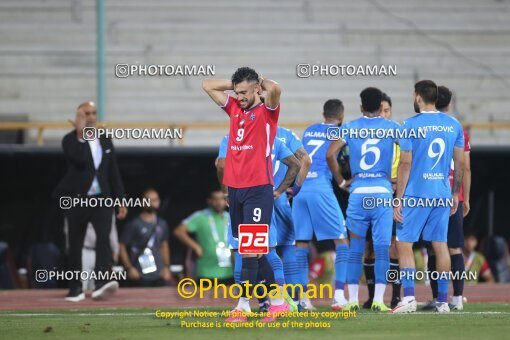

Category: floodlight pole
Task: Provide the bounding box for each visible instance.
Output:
[96,0,105,121]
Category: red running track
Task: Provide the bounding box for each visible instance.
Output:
[1,284,509,311]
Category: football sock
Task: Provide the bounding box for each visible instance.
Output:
[374,244,390,303]
[335,243,349,300]
[347,237,365,302]
[451,254,465,298]
[363,258,375,300]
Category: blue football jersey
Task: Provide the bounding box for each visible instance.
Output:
[218,134,228,158]
[276,126,303,154]
[301,123,337,191]
[273,127,304,187]
[399,112,464,198]
[272,138,294,188]
[342,116,400,191]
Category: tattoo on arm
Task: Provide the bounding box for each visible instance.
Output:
[453,166,463,194]
[294,148,306,160]
[452,147,465,195]
[276,155,300,193]
[294,147,310,186]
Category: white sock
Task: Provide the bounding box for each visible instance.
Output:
[374,283,386,303]
[451,295,462,305]
[236,297,251,312]
[347,284,359,303]
[402,295,415,304]
[334,289,346,303]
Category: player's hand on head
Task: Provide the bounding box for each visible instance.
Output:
[463,200,470,217]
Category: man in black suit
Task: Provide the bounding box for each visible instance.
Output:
[54,101,127,302]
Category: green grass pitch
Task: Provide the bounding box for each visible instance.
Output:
[1,303,509,339]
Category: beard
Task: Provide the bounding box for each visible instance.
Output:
[245,97,256,109]
[414,100,420,113]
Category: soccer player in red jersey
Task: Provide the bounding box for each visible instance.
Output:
[424,86,472,311]
[203,67,286,322]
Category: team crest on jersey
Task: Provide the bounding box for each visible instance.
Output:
[249,113,256,121]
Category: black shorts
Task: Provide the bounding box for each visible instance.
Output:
[228,184,274,238]
[447,202,464,248]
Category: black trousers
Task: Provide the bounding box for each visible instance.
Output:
[65,205,113,290]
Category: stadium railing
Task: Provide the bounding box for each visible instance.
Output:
[0,121,510,146]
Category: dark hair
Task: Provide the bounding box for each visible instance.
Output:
[141,187,158,198]
[323,99,344,119]
[360,87,383,113]
[414,80,438,104]
[381,92,392,107]
[436,86,452,111]
[231,67,259,86]
[208,189,223,199]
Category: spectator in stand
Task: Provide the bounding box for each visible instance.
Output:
[464,234,494,283]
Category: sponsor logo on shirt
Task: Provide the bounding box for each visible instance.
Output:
[423,172,445,180]
[230,145,254,151]
[304,131,327,138]
[306,171,319,178]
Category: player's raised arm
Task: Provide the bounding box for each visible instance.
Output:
[451,146,465,216]
[260,76,281,110]
[394,150,412,222]
[202,79,233,107]
[326,139,348,190]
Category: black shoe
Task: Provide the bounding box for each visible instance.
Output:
[92,281,119,300]
[258,301,270,313]
[362,299,373,309]
[421,299,438,310]
[391,296,401,309]
[65,288,85,302]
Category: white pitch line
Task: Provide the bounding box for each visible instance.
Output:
[1,312,155,317]
[1,311,509,317]
[363,311,508,315]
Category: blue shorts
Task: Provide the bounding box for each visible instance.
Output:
[396,197,450,243]
[272,195,295,246]
[228,217,277,249]
[292,190,347,241]
[228,184,274,239]
[346,193,393,246]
